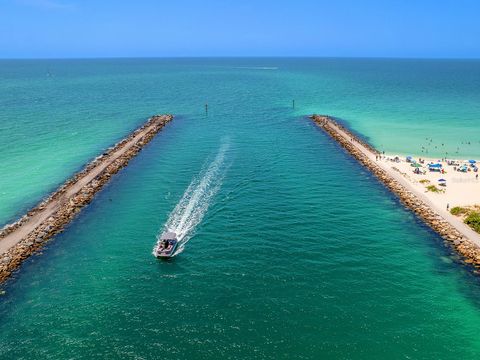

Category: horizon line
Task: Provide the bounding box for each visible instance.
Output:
[1,55,480,61]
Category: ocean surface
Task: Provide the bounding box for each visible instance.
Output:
[1,58,480,359]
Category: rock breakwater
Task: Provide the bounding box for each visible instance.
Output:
[310,114,480,270]
[0,114,173,284]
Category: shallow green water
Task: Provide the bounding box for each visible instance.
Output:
[1,59,480,359]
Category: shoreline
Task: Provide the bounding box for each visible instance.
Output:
[310,115,480,270]
[0,114,173,284]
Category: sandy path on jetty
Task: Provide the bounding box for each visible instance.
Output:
[0,120,162,255]
[328,121,480,247]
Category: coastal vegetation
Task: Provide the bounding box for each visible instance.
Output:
[426,185,441,193]
[450,206,469,216]
[450,206,480,234]
[465,212,480,233]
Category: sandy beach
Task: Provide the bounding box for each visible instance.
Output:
[382,155,480,213]
[316,117,480,249]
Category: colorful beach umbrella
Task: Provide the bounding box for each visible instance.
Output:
[468,160,476,164]
[411,163,422,168]
[438,179,447,182]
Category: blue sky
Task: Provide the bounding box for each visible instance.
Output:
[1,0,479,58]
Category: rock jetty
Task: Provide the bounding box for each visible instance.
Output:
[310,114,480,270]
[0,114,173,284]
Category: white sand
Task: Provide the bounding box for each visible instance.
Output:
[382,156,480,210]
[328,121,480,247]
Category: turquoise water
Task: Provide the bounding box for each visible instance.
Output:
[1,58,480,358]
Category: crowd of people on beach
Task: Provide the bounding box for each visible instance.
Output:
[374,154,479,183]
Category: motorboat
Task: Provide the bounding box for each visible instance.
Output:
[154,231,178,258]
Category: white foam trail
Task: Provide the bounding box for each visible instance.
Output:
[153,140,230,257]
[234,66,278,70]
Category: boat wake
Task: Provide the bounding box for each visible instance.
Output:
[153,139,230,257]
[234,66,278,70]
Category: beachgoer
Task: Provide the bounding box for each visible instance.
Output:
[447,203,450,211]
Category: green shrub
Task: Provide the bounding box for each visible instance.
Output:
[426,185,440,193]
[465,212,480,233]
[450,206,468,216]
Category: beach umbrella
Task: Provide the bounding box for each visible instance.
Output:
[411,163,422,168]
[438,179,447,182]
[469,160,476,164]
